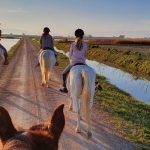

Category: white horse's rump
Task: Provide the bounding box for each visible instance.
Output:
[39,50,56,87]
[67,65,96,138]
[0,48,5,64]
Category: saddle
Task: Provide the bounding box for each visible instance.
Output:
[43,47,54,51]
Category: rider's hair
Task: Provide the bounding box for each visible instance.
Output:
[42,27,50,36]
[75,29,84,51]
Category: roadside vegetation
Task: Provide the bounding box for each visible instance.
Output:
[55,40,150,80]
[87,48,150,80]
[8,39,22,60]
[88,38,150,45]
[31,39,150,149]
[30,38,40,50]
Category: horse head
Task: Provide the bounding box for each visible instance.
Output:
[0,104,65,150]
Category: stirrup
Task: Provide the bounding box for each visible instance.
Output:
[3,60,9,65]
[59,87,68,93]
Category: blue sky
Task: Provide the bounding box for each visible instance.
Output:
[0,0,150,37]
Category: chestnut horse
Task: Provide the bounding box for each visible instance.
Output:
[67,65,96,138]
[0,104,65,150]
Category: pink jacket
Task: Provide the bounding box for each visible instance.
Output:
[69,41,88,65]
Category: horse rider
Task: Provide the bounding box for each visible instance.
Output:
[36,27,58,67]
[0,43,9,65]
[60,29,88,93]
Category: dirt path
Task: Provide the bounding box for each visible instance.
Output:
[0,38,136,150]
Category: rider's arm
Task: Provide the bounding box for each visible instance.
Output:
[69,44,73,60]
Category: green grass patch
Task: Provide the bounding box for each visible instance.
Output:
[95,75,150,149]
[87,48,150,80]
[55,40,71,53]
[8,39,22,60]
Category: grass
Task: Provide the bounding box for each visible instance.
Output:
[87,48,150,79]
[31,38,40,51]
[95,75,150,149]
[7,39,22,60]
[55,41,150,80]
[32,39,150,149]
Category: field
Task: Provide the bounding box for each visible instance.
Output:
[88,38,150,56]
[96,45,150,56]
[88,38,150,45]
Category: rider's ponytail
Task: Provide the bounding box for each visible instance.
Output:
[76,38,83,51]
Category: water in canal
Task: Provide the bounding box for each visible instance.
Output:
[0,38,19,51]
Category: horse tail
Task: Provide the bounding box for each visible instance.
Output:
[81,70,90,122]
[40,52,50,83]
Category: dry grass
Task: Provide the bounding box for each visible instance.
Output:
[88,38,150,45]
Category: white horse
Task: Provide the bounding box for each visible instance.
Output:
[67,65,96,138]
[0,47,5,64]
[39,50,56,88]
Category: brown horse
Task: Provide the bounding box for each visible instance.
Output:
[0,104,65,150]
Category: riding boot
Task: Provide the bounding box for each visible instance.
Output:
[55,54,59,66]
[3,52,9,65]
[60,74,68,93]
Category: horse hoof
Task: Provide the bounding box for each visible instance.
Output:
[75,128,81,133]
[46,85,50,88]
[87,131,92,139]
[41,83,44,86]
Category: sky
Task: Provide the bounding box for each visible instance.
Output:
[0,0,150,37]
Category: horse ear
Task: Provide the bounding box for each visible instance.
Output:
[49,104,65,140]
[0,106,17,143]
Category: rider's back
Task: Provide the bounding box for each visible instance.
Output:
[69,41,87,65]
[40,34,53,49]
